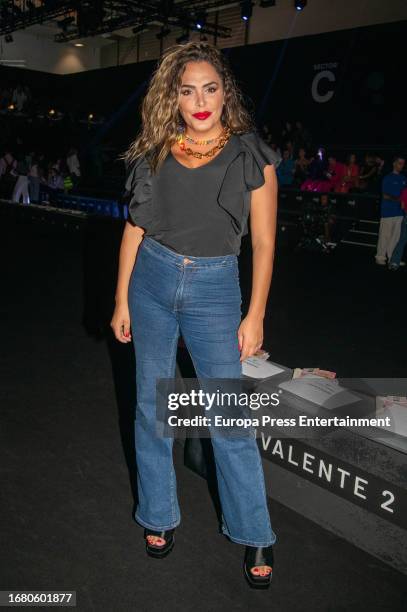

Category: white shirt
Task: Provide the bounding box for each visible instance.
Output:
[66,153,81,177]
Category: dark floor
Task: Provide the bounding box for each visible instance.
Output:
[1,216,406,612]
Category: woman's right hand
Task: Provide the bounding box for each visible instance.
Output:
[110,301,132,343]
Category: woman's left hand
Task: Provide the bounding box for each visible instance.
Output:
[237,315,264,362]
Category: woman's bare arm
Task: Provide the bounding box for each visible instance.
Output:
[237,164,278,362]
[111,221,145,343]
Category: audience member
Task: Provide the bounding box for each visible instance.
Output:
[375,155,407,266]
[12,155,30,204]
[293,148,311,186]
[326,155,346,191]
[12,85,28,113]
[66,147,81,190]
[28,156,42,203]
[319,193,336,243]
[388,187,407,270]
[358,153,378,192]
[0,150,18,198]
[335,153,359,193]
[301,148,331,192]
[277,150,295,186]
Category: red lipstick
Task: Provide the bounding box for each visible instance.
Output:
[192,112,212,120]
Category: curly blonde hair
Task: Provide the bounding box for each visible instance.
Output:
[120,41,255,173]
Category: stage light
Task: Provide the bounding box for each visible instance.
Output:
[195,12,206,30]
[241,1,253,21]
[88,113,94,120]
[49,109,55,115]
[294,0,307,10]
[8,104,15,111]
[74,42,84,47]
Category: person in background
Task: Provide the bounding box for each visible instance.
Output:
[0,150,18,199]
[43,167,65,203]
[12,85,27,113]
[358,153,378,192]
[388,187,407,270]
[319,193,336,243]
[301,147,331,192]
[12,155,30,204]
[336,153,359,193]
[276,149,295,187]
[66,147,81,190]
[375,155,406,266]
[285,140,294,160]
[52,158,64,173]
[372,154,389,193]
[293,148,310,186]
[28,155,41,203]
[48,167,64,190]
[0,85,12,112]
[326,155,345,192]
[270,141,281,157]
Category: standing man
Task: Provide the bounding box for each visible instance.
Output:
[375,156,406,266]
[66,147,81,192]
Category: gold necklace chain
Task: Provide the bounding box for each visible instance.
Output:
[184,129,223,145]
[176,126,231,159]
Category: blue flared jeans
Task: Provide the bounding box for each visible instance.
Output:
[128,236,276,547]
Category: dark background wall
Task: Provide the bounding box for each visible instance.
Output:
[1,20,405,151]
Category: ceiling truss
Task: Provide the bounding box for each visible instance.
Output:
[0,0,236,41]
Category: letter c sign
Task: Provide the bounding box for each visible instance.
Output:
[312,70,336,103]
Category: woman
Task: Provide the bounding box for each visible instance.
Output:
[301,147,331,192]
[111,42,280,589]
[293,147,310,186]
[335,153,359,194]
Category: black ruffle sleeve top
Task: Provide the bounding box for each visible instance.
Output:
[124,130,281,257]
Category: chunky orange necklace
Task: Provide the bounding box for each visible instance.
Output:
[176,126,232,159]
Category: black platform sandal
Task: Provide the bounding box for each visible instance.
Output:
[144,528,175,559]
[243,545,273,589]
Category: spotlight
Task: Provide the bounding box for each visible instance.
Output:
[195,12,206,30]
[241,1,253,21]
[294,0,307,10]
[88,113,94,120]
[8,103,15,111]
[5,34,13,43]
[48,109,55,115]
[74,42,84,47]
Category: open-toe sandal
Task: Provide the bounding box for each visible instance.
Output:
[243,545,273,589]
[144,528,175,559]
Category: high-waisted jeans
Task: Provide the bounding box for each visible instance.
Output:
[128,236,276,547]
